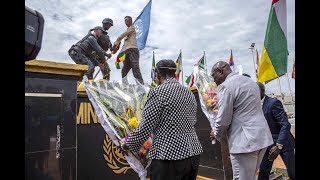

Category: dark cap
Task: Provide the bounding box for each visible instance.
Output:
[94,26,107,35]
[102,18,113,26]
[155,59,177,76]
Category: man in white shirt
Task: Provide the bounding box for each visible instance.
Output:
[113,16,144,84]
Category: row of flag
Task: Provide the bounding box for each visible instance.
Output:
[116,0,294,87]
[150,44,294,88]
[151,50,207,88]
[184,53,206,87]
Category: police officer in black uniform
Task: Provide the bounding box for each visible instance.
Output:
[102,18,113,31]
[68,26,108,80]
[93,18,114,80]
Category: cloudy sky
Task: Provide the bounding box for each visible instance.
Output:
[25,0,295,95]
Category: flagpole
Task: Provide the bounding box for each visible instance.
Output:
[204,51,207,74]
[276,77,285,106]
[180,49,184,86]
[286,58,295,106]
[230,49,235,72]
[151,51,155,87]
[133,0,152,24]
[249,46,257,81]
[285,72,294,101]
[285,72,295,109]
[255,48,259,79]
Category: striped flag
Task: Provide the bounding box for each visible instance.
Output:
[151,51,156,86]
[258,0,288,82]
[229,49,234,66]
[229,49,235,72]
[175,51,182,80]
[197,54,205,70]
[115,46,125,69]
[185,73,194,87]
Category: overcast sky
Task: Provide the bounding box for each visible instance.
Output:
[25,0,295,95]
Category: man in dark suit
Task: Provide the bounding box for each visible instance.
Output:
[257,82,295,180]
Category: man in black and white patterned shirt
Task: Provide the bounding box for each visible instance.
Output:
[120,59,203,180]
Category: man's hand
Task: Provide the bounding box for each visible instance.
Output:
[268,145,281,161]
[103,51,111,58]
[118,139,129,156]
[99,62,105,69]
[112,42,121,54]
[209,129,216,141]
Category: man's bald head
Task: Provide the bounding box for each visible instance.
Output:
[212,61,231,70]
[210,61,232,85]
[256,82,265,100]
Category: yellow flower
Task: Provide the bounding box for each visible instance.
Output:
[128,117,139,129]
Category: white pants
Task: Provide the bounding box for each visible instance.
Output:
[230,147,267,180]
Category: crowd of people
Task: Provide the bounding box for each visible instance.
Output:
[118,60,295,180]
[69,15,294,180]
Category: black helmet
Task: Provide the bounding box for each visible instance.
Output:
[102,18,113,26]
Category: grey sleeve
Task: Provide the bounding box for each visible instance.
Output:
[88,36,106,62]
[214,85,234,141]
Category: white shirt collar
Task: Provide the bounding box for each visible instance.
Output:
[261,96,265,105]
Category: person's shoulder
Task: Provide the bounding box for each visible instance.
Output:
[265,95,279,104]
[100,34,110,39]
[225,73,241,83]
[236,73,253,83]
[179,83,194,95]
[220,74,239,88]
[217,83,231,94]
[87,35,97,41]
[272,98,283,106]
[154,81,173,90]
[153,80,182,93]
[129,25,136,34]
[128,25,135,30]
